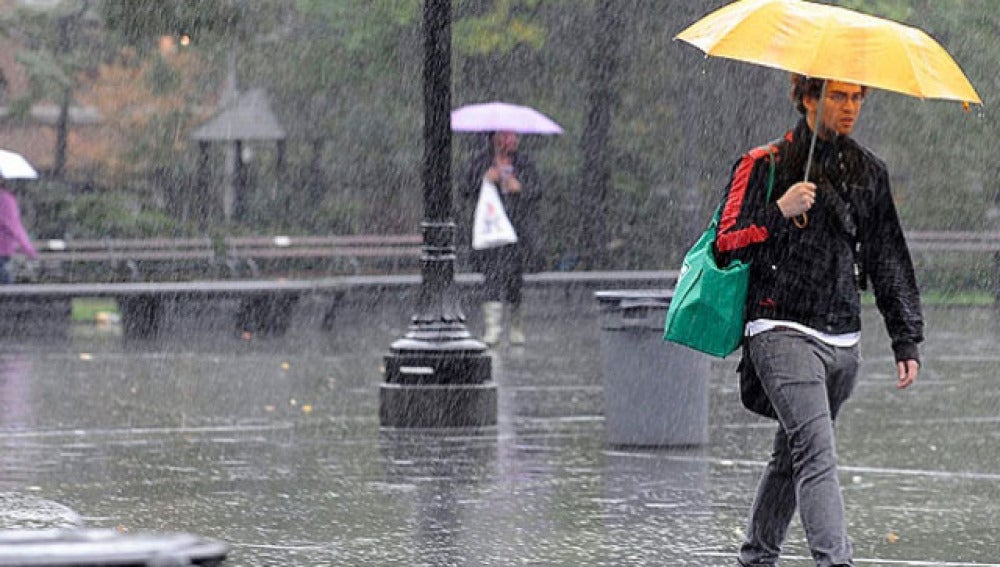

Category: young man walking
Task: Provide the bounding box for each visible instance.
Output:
[715,75,924,567]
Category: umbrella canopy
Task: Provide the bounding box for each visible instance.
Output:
[451,102,563,135]
[675,0,981,105]
[0,149,39,180]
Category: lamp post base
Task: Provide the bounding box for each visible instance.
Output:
[381,345,496,428]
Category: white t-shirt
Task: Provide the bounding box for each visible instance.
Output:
[745,318,860,348]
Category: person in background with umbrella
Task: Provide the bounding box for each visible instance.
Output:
[714,75,923,567]
[461,130,542,346]
[0,180,37,284]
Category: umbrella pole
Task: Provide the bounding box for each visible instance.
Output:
[795,79,827,229]
[803,79,827,183]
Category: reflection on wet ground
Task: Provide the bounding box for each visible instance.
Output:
[0,290,999,566]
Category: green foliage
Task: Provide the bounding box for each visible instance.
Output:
[3,2,106,96]
[911,251,997,295]
[294,0,422,88]
[18,180,177,239]
[70,192,177,238]
[6,0,995,284]
[144,56,182,94]
[52,191,174,238]
[1,1,115,178]
[20,179,74,238]
[454,0,546,54]
[100,0,247,49]
[4,96,33,119]
[15,49,71,93]
[71,298,119,322]
[835,0,912,21]
[919,290,994,306]
[296,0,420,53]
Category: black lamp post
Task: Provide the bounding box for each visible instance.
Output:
[379,0,496,428]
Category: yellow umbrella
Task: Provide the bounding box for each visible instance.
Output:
[676,0,981,105]
[677,0,981,225]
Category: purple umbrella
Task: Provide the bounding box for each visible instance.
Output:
[451,102,563,135]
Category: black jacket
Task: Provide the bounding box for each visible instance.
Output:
[715,120,924,415]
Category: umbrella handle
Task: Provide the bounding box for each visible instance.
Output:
[796,79,828,229]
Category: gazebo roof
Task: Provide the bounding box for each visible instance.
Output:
[191,88,286,142]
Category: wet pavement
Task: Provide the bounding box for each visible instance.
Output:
[0,288,999,566]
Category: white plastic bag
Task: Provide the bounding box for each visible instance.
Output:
[472,179,518,250]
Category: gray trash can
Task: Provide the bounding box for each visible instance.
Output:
[595,290,710,447]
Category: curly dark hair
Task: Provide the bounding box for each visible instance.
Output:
[789,74,868,115]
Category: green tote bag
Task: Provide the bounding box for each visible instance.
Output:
[664,147,774,358]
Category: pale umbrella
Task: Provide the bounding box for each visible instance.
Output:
[0,149,38,180]
[451,102,563,135]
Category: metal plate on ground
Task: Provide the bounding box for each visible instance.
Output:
[0,528,229,566]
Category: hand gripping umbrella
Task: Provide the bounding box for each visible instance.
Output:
[675,0,982,225]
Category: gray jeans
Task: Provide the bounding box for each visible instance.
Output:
[738,328,859,567]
